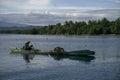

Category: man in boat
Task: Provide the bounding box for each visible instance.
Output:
[23,41,32,50]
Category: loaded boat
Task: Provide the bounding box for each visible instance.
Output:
[10,47,95,56]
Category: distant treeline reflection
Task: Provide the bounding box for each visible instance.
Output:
[21,53,95,63]
[0,17,120,35]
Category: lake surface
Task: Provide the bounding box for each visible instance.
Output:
[0,34,120,80]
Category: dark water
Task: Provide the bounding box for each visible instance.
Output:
[0,34,120,80]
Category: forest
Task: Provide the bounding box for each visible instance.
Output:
[0,17,120,35]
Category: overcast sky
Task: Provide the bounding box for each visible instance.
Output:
[0,0,120,13]
[0,0,120,26]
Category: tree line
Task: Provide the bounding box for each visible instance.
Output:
[0,17,120,35]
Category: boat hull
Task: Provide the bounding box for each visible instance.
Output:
[10,48,95,56]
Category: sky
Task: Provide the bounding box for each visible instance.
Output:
[0,0,120,13]
[0,0,120,25]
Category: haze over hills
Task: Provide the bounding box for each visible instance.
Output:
[0,22,42,30]
[0,21,28,27]
[0,9,120,28]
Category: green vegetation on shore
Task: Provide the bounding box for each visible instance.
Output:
[0,17,120,35]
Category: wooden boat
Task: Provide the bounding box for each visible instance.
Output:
[10,48,95,56]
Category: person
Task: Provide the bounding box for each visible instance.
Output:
[23,41,31,50]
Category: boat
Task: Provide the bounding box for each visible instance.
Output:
[10,48,95,56]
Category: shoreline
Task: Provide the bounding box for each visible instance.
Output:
[0,33,120,36]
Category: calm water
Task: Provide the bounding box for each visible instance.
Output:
[0,34,120,80]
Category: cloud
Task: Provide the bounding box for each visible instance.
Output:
[29,0,51,6]
[20,0,52,10]
[114,0,120,3]
[108,0,120,3]
[114,0,120,2]
[0,0,120,17]
[0,0,52,12]
[0,0,27,10]
[0,0,51,14]
[0,9,120,26]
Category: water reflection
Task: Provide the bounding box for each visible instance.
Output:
[11,53,95,63]
[50,55,95,62]
[22,54,34,63]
